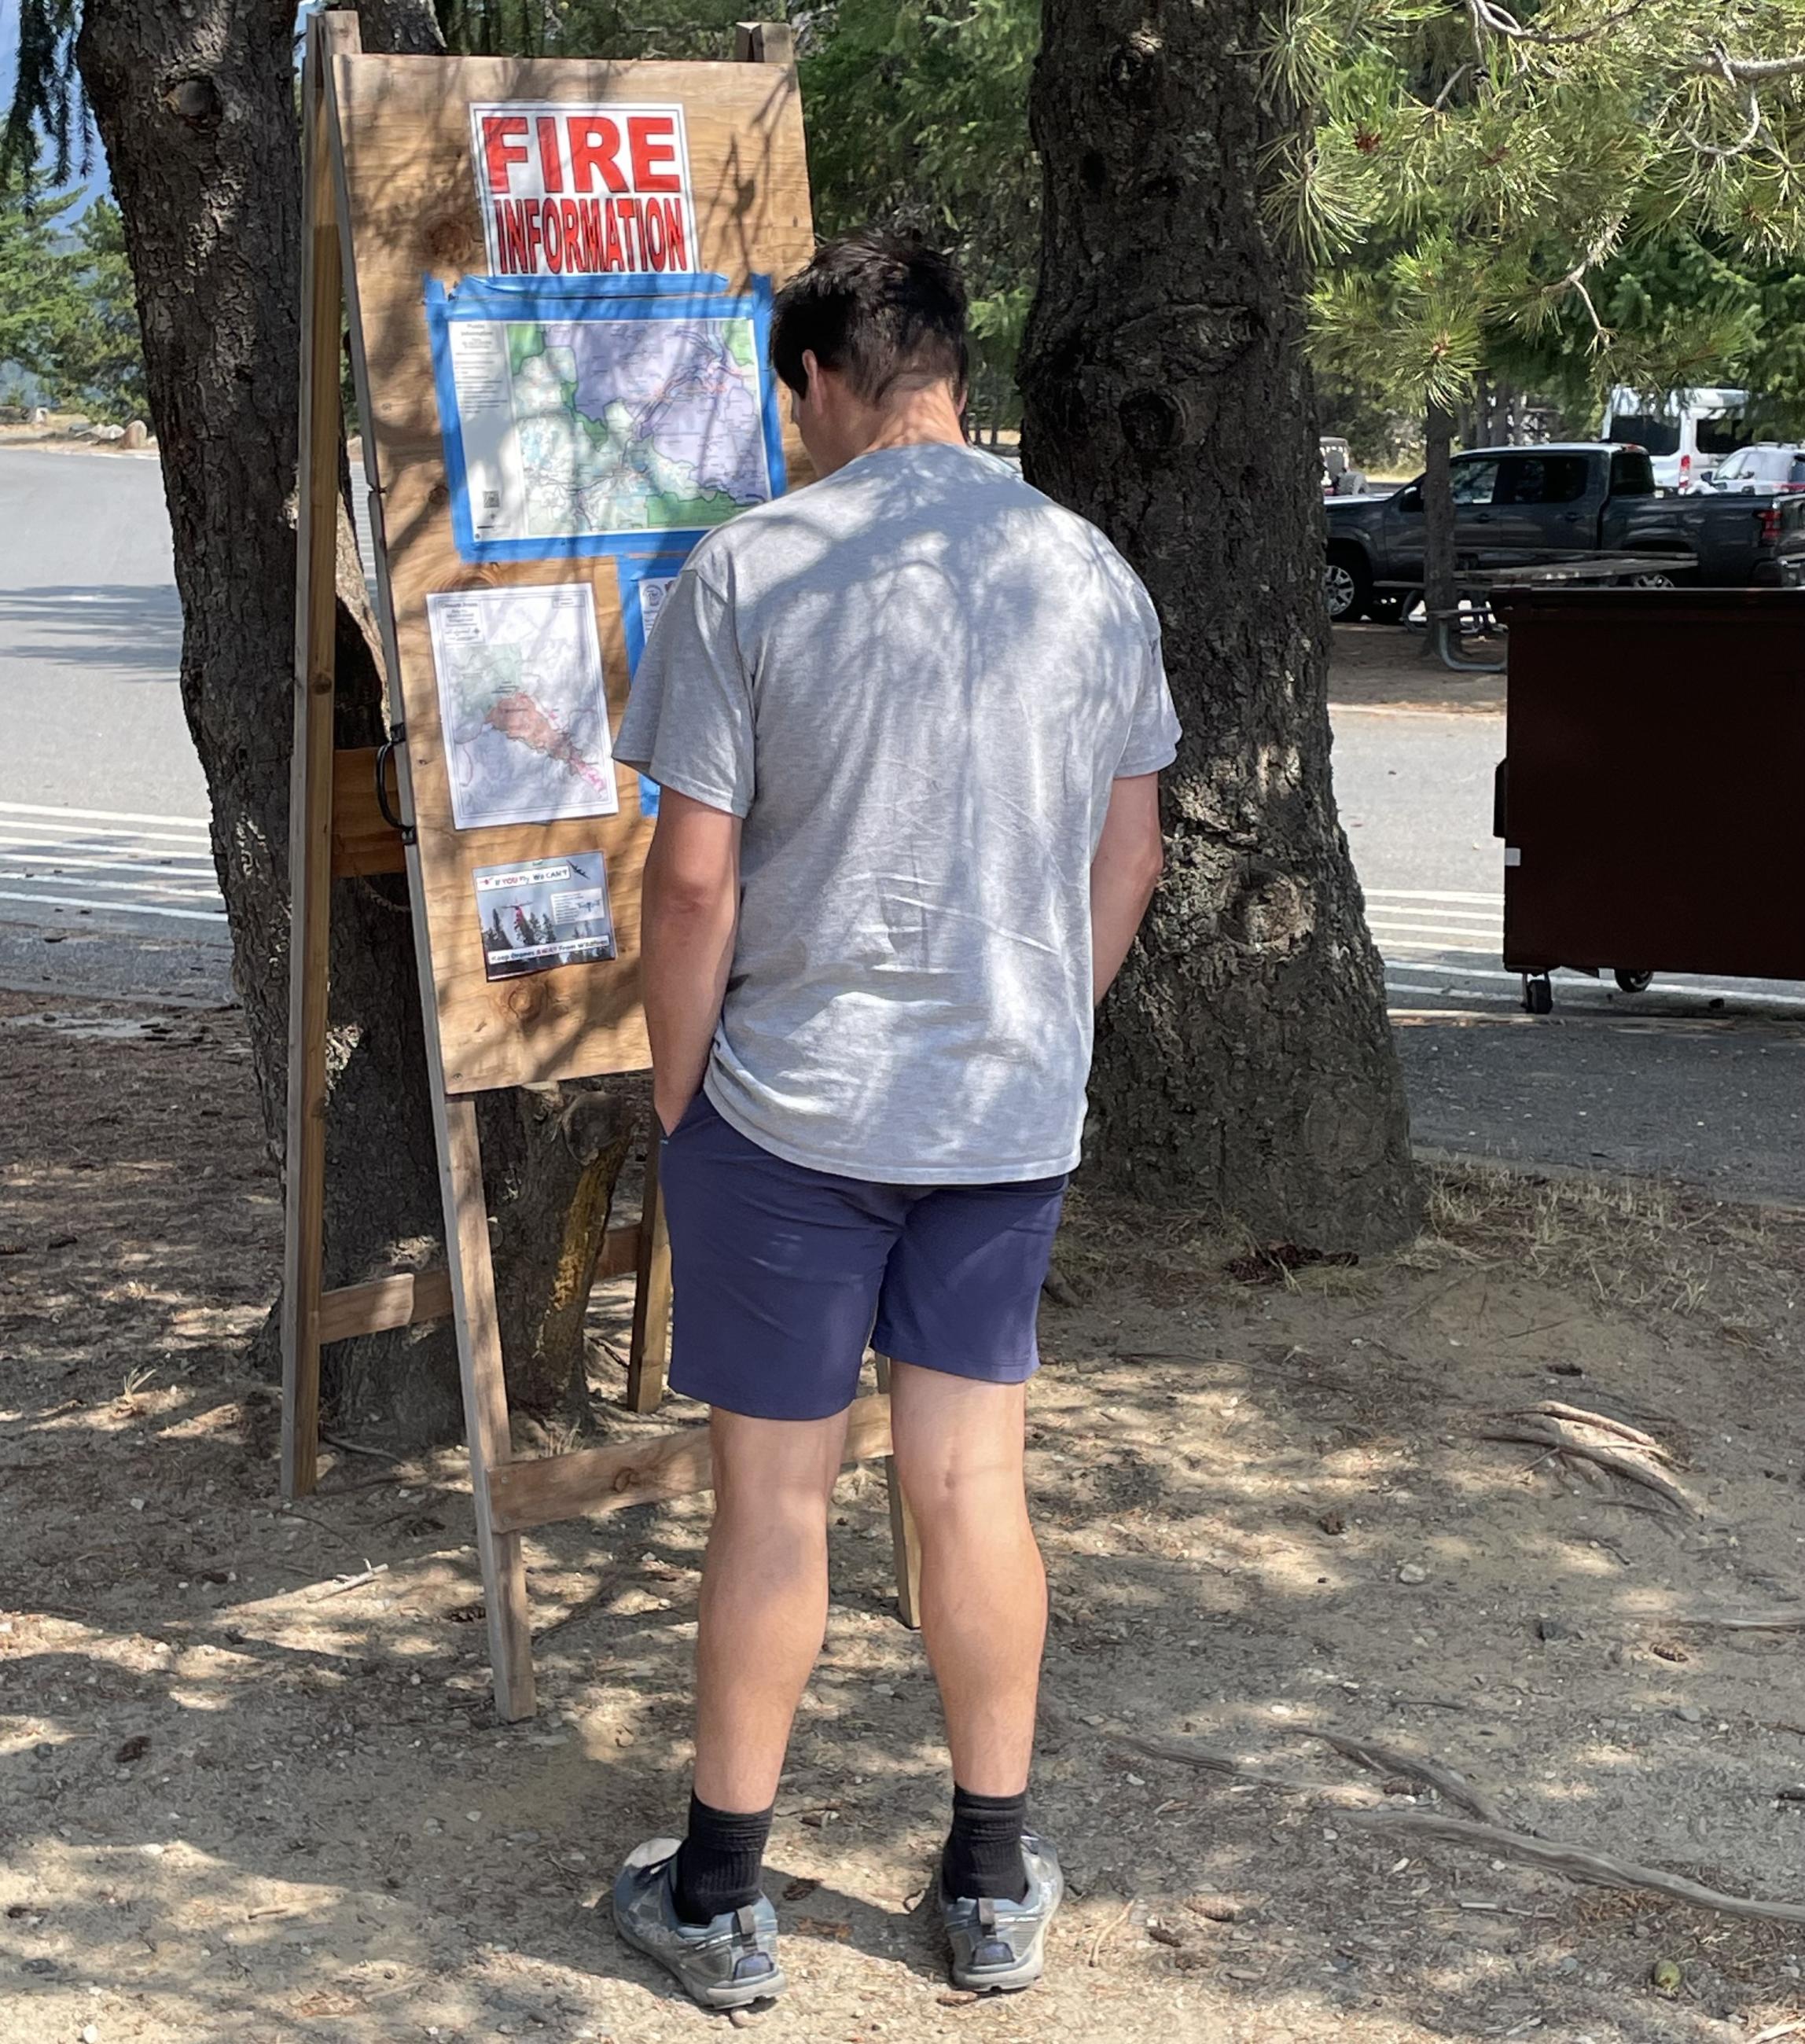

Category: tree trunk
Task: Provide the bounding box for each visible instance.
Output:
[75,0,631,1447]
[1421,399,1458,655]
[1020,0,1419,1251]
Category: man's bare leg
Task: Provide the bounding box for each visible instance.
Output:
[691,1405,852,1811]
[886,1364,1045,1794]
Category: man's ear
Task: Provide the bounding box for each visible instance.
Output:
[800,347,821,400]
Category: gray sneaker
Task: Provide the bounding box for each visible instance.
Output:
[937,1834,1063,1992]
[612,1837,786,2010]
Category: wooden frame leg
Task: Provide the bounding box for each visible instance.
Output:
[624,1131,672,1413]
[279,17,347,1505]
[873,1356,922,1629]
[441,1097,535,1720]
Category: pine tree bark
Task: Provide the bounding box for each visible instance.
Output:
[75,0,631,1445]
[1020,0,1420,1249]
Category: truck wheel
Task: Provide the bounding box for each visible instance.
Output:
[1523,973,1553,1016]
[1627,568,1682,590]
[1324,548,1371,623]
[1613,969,1653,993]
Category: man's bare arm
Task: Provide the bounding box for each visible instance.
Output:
[1090,772,1164,1005]
[640,789,742,1134]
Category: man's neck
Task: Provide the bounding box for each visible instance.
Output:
[855,384,969,458]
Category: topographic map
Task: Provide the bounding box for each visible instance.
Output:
[425,585,619,832]
[441,307,774,552]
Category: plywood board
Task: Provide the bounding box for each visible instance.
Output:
[329,52,814,1091]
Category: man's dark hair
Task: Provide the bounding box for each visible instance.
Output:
[770,230,968,405]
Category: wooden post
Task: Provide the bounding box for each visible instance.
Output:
[441,1097,536,1720]
[873,1357,923,1629]
[624,1134,672,1413]
[280,15,351,1502]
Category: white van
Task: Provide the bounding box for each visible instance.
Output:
[1599,385,1754,493]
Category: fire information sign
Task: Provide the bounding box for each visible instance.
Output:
[469,102,699,277]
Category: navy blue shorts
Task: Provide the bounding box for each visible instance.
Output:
[657,1092,1068,1421]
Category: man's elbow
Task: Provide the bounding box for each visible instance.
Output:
[1135,830,1166,896]
[648,866,734,923]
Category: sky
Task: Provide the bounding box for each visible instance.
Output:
[0,0,113,201]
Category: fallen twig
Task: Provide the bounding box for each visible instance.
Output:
[1666,1609,1805,1632]
[304,1562,389,1601]
[1748,2017,1805,2044]
[1310,1732,1509,1827]
[1353,1810,1805,1925]
[321,1432,404,1464]
[1480,1420,1697,1514]
[1089,1899,1134,1967]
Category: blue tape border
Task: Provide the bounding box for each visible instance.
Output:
[425,271,785,565]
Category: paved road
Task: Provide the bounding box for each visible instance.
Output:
[2,444,1800,1198]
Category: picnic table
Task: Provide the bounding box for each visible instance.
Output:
[1410,553,1700,672]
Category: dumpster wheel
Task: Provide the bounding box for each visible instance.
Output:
[1523,972,1553,1016]
[1613,969,1654,994]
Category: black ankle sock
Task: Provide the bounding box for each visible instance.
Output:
[941,1785,1031,1902]
[671,1792,774,1925]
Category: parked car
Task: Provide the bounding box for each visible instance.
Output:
[1322,443,1805,622]
[1320,436,1369,496]
[1689,443,1805,494]
[1599,384,1753,493]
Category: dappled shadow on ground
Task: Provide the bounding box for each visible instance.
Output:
[0,584,184,678]
[3,998,1805,2042]
[1329,622,1506,715]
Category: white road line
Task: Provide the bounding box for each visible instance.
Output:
[0,818,211,847]
[1369,920,1502,940]
[0,852,219,883]
[0,800,211,829]
[1384,956,1805,1009]
[0,888,226,924]
[1376,941,1506,959]
[1385,980,1520,1005]
[0,869,221,902]
[1366,888,1505,907]
[0,822,211,852]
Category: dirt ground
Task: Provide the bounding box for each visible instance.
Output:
[4,991,1805,2044]
[1328,622,1507,715]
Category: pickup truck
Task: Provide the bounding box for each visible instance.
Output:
[1323,442,1805,621]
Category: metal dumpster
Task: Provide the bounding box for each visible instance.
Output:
[1491,587,1805,1013]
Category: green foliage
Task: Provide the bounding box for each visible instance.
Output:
[1282,0,1805,425]
[0,180,145,419]
[801,0,1038,425]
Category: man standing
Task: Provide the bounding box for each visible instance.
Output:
[610,230,1177,2007]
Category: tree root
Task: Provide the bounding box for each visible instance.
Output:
[1353,1809,1805,1925]
[1519,1401,1676,1462]
[1309,1731,1509,1827]
[1481,1416,1697,1513]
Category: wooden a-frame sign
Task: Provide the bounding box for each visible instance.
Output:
[281,12,920,1721]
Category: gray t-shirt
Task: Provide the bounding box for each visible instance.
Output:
[614,440,1180,1184]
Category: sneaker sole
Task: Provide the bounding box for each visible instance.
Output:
[612,1906,789,2010]
[950,1913,1048,1994]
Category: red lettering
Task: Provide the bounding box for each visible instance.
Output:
[535,115,565,193]
[601,202,624,271]
[560,199,584,270]
[642,197,666,269]
[578,199,602,274]
[542,198,564,272]
[481,115,530,196]
[627,113,682,193]
[524,202,544,270]
[498,200,526,274]
[659,196,688,270]
[618,198,640,268]
[568,115,627,195]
